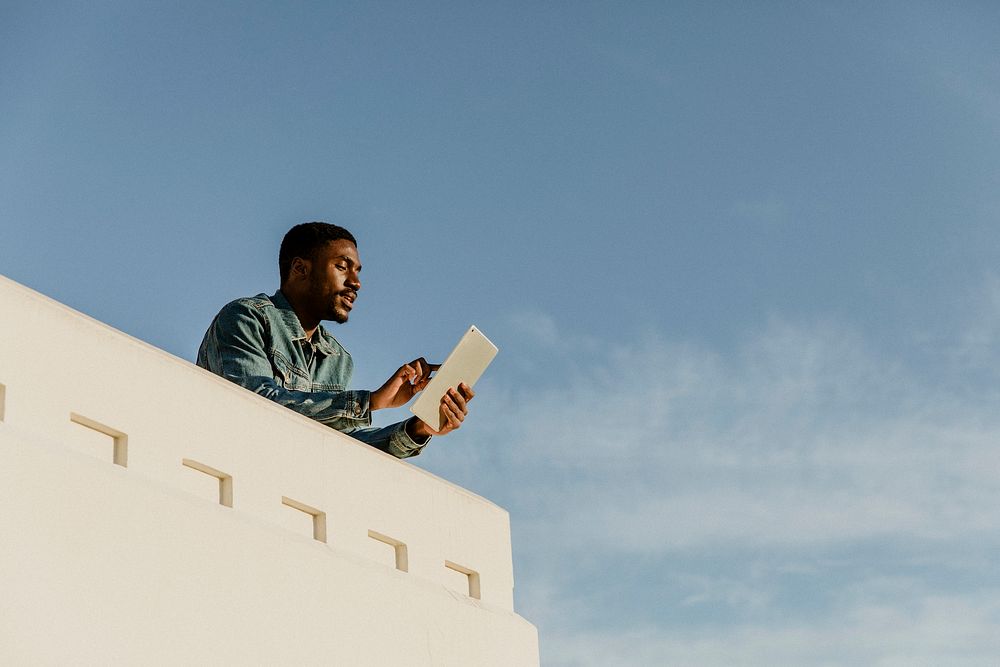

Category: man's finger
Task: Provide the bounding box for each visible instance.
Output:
[443,391,466,422]
[440,405,461,431]
[410,357,436,383]
[447,387,468,413]
[418,358,434,381]
[457,383,475,401]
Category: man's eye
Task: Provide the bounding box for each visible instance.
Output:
[335,264,347,271]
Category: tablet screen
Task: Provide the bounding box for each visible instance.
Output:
[409,325,498,431]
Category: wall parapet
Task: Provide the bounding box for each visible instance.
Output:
[0,274,517,610]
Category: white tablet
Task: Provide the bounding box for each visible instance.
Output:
[410,325,498,431]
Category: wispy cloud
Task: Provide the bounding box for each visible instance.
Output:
[949,273,1000,369]
[540,587,1000,667]
[427,304,1000,665]
[486,314,1000,548]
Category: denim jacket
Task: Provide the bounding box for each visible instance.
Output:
[196,290,428,458]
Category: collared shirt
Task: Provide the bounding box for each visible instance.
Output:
[196,290,428,458]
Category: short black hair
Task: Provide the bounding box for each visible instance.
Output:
[279,222,357,283]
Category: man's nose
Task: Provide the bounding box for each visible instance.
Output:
[348,273,361,290]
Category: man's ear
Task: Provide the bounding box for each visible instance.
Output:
[289,256,311,281]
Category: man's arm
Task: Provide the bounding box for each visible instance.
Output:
[341,418,430,458]
[197,300,470,458]
[197,300,374,425]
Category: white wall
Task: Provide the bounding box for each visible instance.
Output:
[0,274,539,665]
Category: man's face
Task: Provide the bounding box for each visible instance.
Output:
[305,239,362,324]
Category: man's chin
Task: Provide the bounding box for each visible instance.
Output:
[329,309,349,324]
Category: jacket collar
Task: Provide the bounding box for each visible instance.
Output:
[270,290,339,357]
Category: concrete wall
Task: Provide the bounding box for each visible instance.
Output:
[0,274,538,665]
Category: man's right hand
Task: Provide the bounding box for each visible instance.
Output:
[370,358,438,411]
[407,383,475,439]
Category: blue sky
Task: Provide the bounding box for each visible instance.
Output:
[4,2,1000,664]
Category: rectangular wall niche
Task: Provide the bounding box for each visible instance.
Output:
[445,560,482,600]
[281,496,327,543]
[367,530,408,572]
[182,459,233,507]
[69,413,128,467]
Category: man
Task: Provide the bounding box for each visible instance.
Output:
[197,222,473,458]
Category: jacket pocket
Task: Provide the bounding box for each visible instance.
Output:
[271,350,310,390]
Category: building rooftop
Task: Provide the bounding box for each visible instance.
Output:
[0,273,539,665]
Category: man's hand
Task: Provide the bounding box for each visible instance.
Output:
[407,383,475,440]
[370,358,438,411]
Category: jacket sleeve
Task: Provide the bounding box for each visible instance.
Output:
[196,300,429,458]
[340,420,430,459]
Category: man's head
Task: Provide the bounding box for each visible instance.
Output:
[279,222,361,325]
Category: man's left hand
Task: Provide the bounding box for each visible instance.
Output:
[371,357,438,411]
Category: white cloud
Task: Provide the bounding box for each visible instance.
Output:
[508,310,562,348]
[949,273,1000,370]
[540,588,1000,667]
[476,316,1000,552]
[677,573,773,611]
[424,307,1000,665]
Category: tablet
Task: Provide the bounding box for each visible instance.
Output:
[409,325,498,431]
